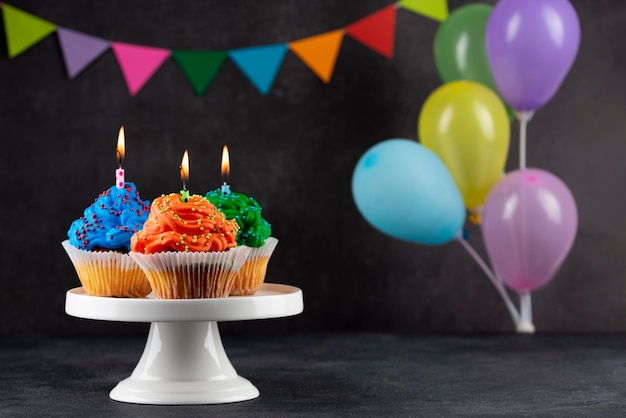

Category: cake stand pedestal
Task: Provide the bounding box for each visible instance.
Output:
[65,283,303,405]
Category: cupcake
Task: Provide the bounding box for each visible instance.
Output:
[63,182,152,297]
[205,189,277,296]
[129,193,250,299]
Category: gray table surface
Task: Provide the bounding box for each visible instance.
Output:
[2,332,626,417]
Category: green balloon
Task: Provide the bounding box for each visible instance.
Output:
[434,4,514,121]
[434,4,497,92]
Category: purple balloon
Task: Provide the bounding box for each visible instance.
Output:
[481,169,578,292]
[485,0,580,111]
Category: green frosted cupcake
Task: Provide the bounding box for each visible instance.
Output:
[205,189,277,295]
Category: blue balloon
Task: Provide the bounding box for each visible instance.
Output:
[352,139,465,245]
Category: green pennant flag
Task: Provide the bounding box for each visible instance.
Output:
[399,0,449,22]
[2,4,57,58]
[172,50,227,96]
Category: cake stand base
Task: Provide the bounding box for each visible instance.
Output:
[65,283,303,405]
[110,321,258,404]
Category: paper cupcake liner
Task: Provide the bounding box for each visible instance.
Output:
[129,246,251,299]
[230,237,278,296]
[61,240,152,298]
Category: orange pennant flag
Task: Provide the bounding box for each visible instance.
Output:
[289,30,344,83]
[346,5,397,59]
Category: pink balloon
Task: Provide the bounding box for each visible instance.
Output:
[481,169,578,292]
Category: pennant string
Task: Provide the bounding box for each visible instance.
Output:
[0,1,448,95]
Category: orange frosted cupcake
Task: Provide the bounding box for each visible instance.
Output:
[130,193,250,299]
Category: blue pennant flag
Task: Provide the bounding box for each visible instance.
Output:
[228,44,288,95]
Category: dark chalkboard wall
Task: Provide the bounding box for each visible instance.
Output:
[1,0,624,336]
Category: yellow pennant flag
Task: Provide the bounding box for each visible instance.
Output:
[289,30,344,84]
[2,4,57,58]
[399,0,448,22]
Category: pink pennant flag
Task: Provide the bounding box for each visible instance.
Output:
[112,42,170,96]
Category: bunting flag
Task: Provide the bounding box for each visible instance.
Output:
[172,50,227,96]
[229,44,288,95]
[346,5,397,59]
[0,1,448,96]
[111,42,171,96]
[398,0,449,22]
[57,28,110,79]
[289,30,344,84]
[2,3,56,58]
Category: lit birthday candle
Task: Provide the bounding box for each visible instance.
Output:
[116,126,125,189]
[180,150,190,202]
[221,145,231,195]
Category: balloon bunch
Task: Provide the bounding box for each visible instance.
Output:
[352,0,581,333]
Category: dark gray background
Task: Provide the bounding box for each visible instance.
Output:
[0,0,623,336]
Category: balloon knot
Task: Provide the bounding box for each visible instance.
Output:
[468,212,482,225]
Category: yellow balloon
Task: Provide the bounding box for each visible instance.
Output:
[418,80,510,212]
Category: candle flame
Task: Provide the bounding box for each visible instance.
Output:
[221,145,230,180]
[116,126,125,167]
[180,150,189,185]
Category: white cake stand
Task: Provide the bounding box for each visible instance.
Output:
[65,283,304,405]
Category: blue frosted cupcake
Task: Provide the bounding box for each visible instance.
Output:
[62,183,152,297]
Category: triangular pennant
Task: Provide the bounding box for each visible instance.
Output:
[399,0,449,22]
[228,44,288,95]
[289,30,344,84]
[57,27,110,79]
[345,5,397,59]
[172,50,227,96]
[112,42,170,96]
[2,4,56,58]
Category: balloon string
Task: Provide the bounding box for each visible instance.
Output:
[516,111,534,170]
[519,292,533,328]
[519,118,527,169]
[456,235,521,326]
